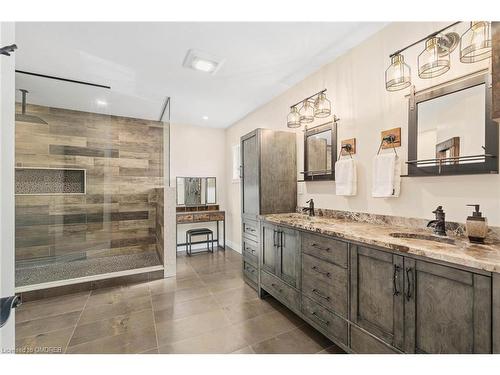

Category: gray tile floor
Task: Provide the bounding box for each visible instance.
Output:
[15,248,345,354]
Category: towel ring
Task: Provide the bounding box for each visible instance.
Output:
[338,144,353,160]
[377,135,398,156]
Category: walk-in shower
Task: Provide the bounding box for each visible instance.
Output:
[14,71,169,291]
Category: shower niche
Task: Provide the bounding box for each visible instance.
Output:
[15,168,86,195]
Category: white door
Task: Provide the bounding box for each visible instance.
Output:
[0,22,16,354]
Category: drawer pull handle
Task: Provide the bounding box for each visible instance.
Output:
[311,266,331,278]
[393,264,401,296]
[271,283,283,293]
[311,243,330,252]
[406,267,414,302]
[247,227,256,232]
[311,311,329,326]
[245,247,255,253]
[312,288,330,301]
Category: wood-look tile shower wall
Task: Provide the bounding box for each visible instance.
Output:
[15,104,164,262]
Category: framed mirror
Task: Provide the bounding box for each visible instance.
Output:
[408,73,498,176]
[303,121,337,181]
[176,177,217,206]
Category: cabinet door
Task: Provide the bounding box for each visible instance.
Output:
[261,222,278,275]
[278,227,300,288]
[241,132,259,217]
[350,245,404,350]
[404,259,491,353]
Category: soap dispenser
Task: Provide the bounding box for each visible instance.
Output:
[465,204,488,244]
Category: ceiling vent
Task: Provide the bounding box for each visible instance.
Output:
[182,49,225,75]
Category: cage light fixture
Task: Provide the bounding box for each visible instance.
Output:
[460,21,492,63]
[286,106,301,128]
[384,22,494,92]
[299,100,315,124]
[313,92,331,118]
[418,36,451,79]
[385,54,412,91]
[287,89,336,128]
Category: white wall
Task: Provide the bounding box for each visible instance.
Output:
[224,22,500,251]
[170,122,227,251]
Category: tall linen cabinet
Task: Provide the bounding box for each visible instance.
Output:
[240,128,297,290]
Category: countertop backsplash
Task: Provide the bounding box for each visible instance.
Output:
[296,206,500,242]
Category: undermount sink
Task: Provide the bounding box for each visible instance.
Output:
[389,232,456,245]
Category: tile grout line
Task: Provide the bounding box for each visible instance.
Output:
[149,286,160,353]
[156,252,245,352]
[63,290,91,354]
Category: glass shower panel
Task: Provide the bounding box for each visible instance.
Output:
[14,73,165,288]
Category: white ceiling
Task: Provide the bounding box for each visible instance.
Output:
[15,22,386,128]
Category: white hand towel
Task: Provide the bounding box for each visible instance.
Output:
[335,158,357,196]
[372,153,401,198]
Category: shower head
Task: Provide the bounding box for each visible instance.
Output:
[15,89,48,125]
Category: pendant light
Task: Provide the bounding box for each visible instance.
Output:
[385,54,411,91]
[460,21,492,63]
[286,106,301,128]
[418,36,450,79]
[286,90,338,128]
[299,100,315,124]
[313,92,331,117]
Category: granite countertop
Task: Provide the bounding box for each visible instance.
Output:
[261,213,500,273]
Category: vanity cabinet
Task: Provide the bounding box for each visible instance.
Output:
[302,232,348,318]
[261,222,278,274]
[240,129,297,290]
[279,227,300,288]
[403,259,491,354]
[350,245,405,350]
[260,222,300,288]
[257,219,496,354]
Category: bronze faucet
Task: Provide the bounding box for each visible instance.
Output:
[303,199,315,217]
[427,206,446,236]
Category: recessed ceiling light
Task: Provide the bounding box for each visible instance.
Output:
[183,49,225,75]
[96,99,107,107]
[202,116,209,120]
[192,58,217,73]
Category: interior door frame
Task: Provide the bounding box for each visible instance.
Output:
[0,22,16,353]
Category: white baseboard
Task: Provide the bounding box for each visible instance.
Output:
[226,239,241,253]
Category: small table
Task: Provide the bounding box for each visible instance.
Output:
[176,210,225,252]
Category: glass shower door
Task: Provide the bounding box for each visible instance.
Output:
[14,72,166,289]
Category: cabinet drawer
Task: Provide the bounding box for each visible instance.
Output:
[243,261,258,284]
[176,214,193,223]
[209,212,225,221]
[242,218,258,240]
[193,213,210,222]
[301,295,348,346]
[350,325,399,354]
[242,238,259,267]
[302,253,348,317]
[260,271,300,311]
[302,233,348,268]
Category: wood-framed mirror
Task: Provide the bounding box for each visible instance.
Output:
[407,73,498,176]
[303,121,337,181]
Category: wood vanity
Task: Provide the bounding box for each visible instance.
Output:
[244,213,500,354]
